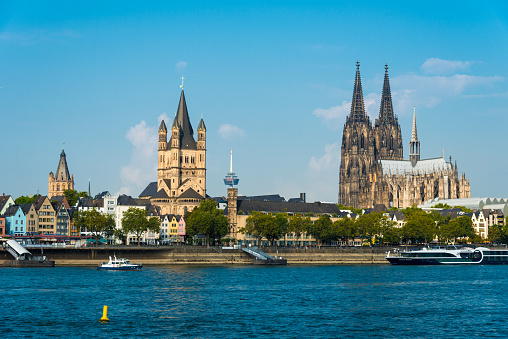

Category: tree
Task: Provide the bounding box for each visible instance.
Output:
[185,199,228,247]
[74,209,116,245]
[240,211,273,247]
[64,189,89,206]
[308,214,333,247]
[288,214,312,247]
[355,213,384,246]
[401,209,436,244]
[121,207,160,247]
[15,194,38,205]
[335,217,357,246]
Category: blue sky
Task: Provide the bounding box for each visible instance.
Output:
[1,1,507,202]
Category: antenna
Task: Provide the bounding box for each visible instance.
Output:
[180,76,185,89]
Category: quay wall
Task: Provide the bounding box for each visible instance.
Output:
[0,247,391,266]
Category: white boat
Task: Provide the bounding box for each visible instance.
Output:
[97,256,142,271]
[386,245,508,265]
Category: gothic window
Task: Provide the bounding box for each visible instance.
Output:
[57,184,60,191]
[199,154,202,162]
[389,136,393,150]
[185,156,189,163]
[360,135,365,149]
[191,156,195,164]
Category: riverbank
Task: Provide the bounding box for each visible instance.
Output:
[0,246,391,265]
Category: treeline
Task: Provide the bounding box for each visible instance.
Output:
[240,206,481,246]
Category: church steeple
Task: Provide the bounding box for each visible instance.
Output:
[349,61,368,122]
[379,64,395,122]
[56,149,71,181]
[409,106,420,167]
[170,90,196,149]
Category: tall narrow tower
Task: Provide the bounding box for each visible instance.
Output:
[373,64,403,160]
[224,149,239,187]
[48,148,74,199]
[409,106,420,167]
[339,61,377,208]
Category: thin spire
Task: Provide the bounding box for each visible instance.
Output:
[411,106,418,141]
[349,61,367,121]
[230,148,233,173]
[379,63,394,122]
[180,76,185,89]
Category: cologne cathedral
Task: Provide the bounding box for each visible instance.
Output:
[338,62,471,209]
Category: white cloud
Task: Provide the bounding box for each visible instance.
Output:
[218,124,246,140]
[392,73,503,114]
[117,120,158,196]
[158,112,170,124]
[305,142,340,202]
[421,58,472,75]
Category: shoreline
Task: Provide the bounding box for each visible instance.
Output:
[1,246,391,266]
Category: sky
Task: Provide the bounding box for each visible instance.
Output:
[1,1,507,203]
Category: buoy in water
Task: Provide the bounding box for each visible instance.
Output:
[99,305,109,323]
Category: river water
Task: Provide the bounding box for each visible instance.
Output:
[1,264,507,338]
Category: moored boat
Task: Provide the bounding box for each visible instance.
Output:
[97,256,142,271]
[386,245,508,265]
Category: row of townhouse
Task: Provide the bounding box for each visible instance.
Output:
[78,192,187,245]
[0,194,74,236]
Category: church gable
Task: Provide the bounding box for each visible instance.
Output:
[176,179,204,198]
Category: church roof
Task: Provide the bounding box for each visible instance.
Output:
[153,189,170,199]
[158,119,167,132]
[380,157,452,175]
[171,90,196,149]
[178,188,203,199]
[117,194,139,206]
[139,182,158,198]
[55,149,71,181]
[197,118,206,131]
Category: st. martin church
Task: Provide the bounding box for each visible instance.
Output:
[339,62,471,209]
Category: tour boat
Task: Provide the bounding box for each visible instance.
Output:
[386,245,508,265]
[97,256,142,271]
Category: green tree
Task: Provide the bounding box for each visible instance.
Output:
[335,217,357,246]
[308,214,333,247]
[268,213,289,246]
[185,199,228,247]
[121,207,160,247]
[401,208,436,244]
[74,209,116,245]
[64,189,89,206]
[15,194,38,205]
[355,213,384,246]
[288,214,312,247]
[240,211,273,247]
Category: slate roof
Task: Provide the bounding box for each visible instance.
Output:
[55,149,71,181]
[139,182,158,198]
[153,189,170,199]
[390,211,406,221]
[3,204,22,217]
[33,195,49,210]
[170,90,196,150]
[20,203,33,215]
[178,188,203,199]
[0,194,13,211]
[117,195,139,206]
[236,200,341,215]
[77,196,94,208]
[51,195,70,209]
[239,194,286,202]
[197,118,206,131]
[159,119,167,132]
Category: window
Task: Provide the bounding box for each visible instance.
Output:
[15,220,18,224]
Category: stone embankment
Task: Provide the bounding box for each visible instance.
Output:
[0,246,392,266]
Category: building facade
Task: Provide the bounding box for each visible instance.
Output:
[48,149,74,199]
[339,62,471,209]
[149,89,207,215]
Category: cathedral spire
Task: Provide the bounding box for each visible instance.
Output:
[350,61,367,122]
[379,63,395,122]
[56,149,71,181]
[411,106,418,142]
[409,106,420,167]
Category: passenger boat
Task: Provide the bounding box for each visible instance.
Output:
[386,245,508,265]
[97,256,142,271]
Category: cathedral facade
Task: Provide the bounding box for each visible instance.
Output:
[339,62,470,209]
[150,89,207,215]
[48,149,74,199]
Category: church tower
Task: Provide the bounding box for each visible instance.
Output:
[409,106,420,167]
[153,88,206,215]
[373,64,403,160]
[339,62,377,208]
[48,148,74,199]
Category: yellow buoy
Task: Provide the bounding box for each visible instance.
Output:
[99,305,109,323]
